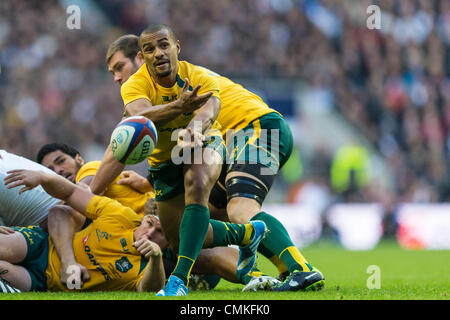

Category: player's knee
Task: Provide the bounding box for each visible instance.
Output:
[185,171,214,200]
[0,260,12,272]
[226,197,260,224]
[0,235,23,263]
[0,246,11,262]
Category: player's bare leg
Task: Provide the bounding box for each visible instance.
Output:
[0,231,28,264]
[225,171,324,291]
[0,231,31,292]
[156,149,267,296]
[157,147,222,295]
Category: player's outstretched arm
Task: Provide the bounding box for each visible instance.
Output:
[89,145,125,195]
[4,169,93,215]
[123,78,212,126]
[125,98,182,126]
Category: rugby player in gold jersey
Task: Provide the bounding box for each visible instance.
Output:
[96,25,325,293]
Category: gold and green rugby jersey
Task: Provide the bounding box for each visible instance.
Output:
[121,61,221,167]
[195,65,281,134]
[46,196,148,291]
[76,161,154,217]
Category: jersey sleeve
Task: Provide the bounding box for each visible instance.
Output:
[120,75,152,107]
[85,195,141,229]
[75,161,101,184]
[190,66,220,99]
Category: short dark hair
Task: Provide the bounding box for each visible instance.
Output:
[106,34,140,65]
[140,24,177,42]
[36,143,81,164]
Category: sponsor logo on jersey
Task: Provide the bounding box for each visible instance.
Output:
[84,245,111,280]
[115,256,133,273]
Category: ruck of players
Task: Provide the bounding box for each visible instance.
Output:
[0,24,325,296]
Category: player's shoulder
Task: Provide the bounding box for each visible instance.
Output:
[87,194,141,227]
[121,64,151,89]
[180,60,220,78]
[79,161,102,173]
[75,161,102,183]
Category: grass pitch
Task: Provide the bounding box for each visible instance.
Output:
[1,239,448,300]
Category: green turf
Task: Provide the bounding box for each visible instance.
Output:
[1,239,449,300]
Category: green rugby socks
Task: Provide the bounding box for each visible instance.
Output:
[172,204,210,285]
[172,205,258,286]
[258,242,289,275]
[251,211,312,272]
[209,219,254,247]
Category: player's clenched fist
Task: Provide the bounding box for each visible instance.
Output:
[133,238,162,259]
[116,170,152,194]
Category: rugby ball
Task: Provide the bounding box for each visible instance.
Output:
[110,116,157,165]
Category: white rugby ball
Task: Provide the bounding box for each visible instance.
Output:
[110,116,157,165]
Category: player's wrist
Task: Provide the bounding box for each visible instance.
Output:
[171,99,184,114]
[141,178,152,192]
[61,259,78,270]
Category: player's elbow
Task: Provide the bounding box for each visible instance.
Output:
[209,96,221,120]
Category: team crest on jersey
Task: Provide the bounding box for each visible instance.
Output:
[115,256,133,273]
[96,228,111,242]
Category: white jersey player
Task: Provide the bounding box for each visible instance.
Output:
[0,150,61,227]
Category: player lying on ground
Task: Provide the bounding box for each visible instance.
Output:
[37,143,278,291]
[4,169,269,293]
[1,172,166,292]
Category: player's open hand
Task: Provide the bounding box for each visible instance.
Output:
[0,226,15,235]
[4,169,46,194]
[133,238,162,259]
[178,78,213,113]
[177,127,205,149]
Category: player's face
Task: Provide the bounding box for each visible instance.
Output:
[140,29,180,80]
[107,51,142,86]
[135,215,169,249]
[40,150,84,183]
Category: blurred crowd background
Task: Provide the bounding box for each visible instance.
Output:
[1,0,450,233]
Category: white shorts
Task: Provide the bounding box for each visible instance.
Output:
[0,150,61,227]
